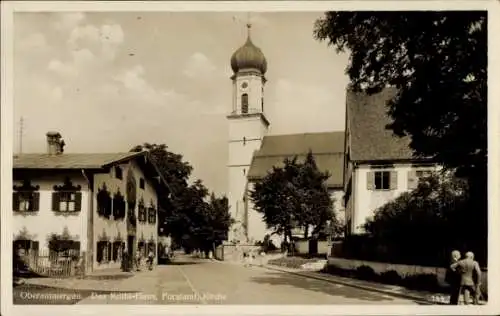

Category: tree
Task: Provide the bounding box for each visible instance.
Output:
[251,163,296,243]
[313,11,486,257]
[131,142,233,254]
[362,172,474,265]
[250,153,336,242]
[131,143,193,239]
[295,152,335,238]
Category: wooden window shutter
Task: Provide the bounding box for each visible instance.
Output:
[107,242,112,260]
[52,192,60,211]
[407,170,417,190]
[72,241,81,251]
[13,192,20,211]
[366,171,375,190]
[97,242,103,263]
[75,192,82,211]
[32,192,40,211]
[390,171,398,190]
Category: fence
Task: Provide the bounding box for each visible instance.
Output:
[16,249,85,278]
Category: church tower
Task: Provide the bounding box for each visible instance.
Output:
[227,23,269,243]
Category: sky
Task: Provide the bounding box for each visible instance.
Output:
[13,11,349,195]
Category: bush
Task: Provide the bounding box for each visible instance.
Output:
[355,265,377,281]
[402,273,441,292]
[321,264,354,278]
[379,270,403,285]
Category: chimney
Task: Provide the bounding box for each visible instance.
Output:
[46,131,64,155]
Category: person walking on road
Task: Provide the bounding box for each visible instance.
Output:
[451,251,482,305]
[445,250,462,305]
[147,249,155,270]
[135,251,142,271]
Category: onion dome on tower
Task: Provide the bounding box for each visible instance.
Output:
[230,23,267,75]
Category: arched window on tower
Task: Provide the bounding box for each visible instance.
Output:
[241,93,249,114]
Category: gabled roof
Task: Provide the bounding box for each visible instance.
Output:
[346,88,416,162]
[13,151,170,192]
[247,132,345,188]
[13,152,144,169]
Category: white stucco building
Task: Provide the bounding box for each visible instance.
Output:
[13,132,169,272]
[226,24,345,245]
[343,88,439,235]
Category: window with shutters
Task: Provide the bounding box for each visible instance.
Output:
[13,239,39,256]
[97,183,112,218]
[416,170,433,179]
[13,180,40,213]
[148,206,156,224]
[374,171,391,190]
[58,192,78,212]
[53,178,82,213]
[241,93,249,113]
[138,198,146,223]
[112,190,126,220]
[111,241,122,261]
[96,241,110,264]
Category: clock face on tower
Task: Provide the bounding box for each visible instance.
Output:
[240,82,248,90]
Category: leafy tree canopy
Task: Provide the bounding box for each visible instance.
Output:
[313,11,486,181]
[250,151,339,241]
[314,12,487,259]
[130,143,232,253]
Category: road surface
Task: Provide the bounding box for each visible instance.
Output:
[15,256,421,305]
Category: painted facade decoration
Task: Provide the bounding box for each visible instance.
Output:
[13,132,169,273]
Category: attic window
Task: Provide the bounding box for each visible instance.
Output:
[115,166,123,180]
[140,178,145,190]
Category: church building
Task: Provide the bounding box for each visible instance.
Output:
[226,24,345,244]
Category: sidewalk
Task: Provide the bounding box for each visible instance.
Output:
[21,268,136,291]
[261,264,486,305]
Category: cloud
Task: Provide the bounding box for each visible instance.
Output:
[182,52,217,79]
[113,65,187,107]
[47,59,78,78]
[68,23,124,61]
[53,13,86,31]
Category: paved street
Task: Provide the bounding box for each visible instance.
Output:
[14,256,423,305]
[67,256,420,305]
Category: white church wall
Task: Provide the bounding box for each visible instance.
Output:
[228,140,262,167]
[234,74,264,113]
[228,116,267,142]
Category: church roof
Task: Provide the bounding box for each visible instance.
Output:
[347,88,417,162]
[247,132,345,188]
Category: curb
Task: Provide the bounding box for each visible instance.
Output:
[262,264,440,305]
